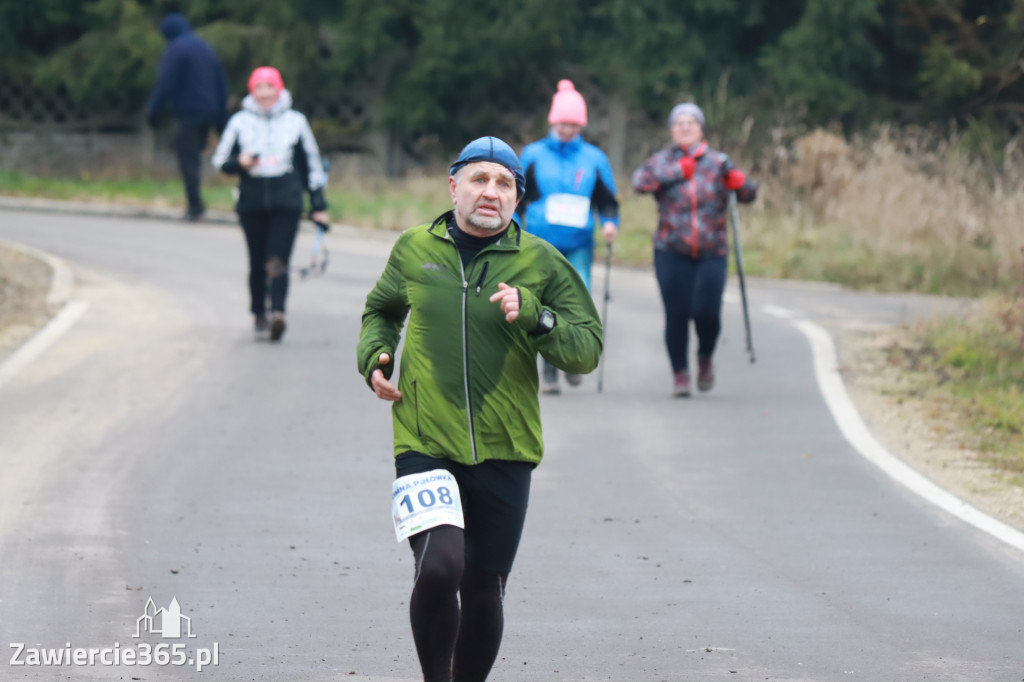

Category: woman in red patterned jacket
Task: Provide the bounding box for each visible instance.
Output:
[632,103,758,397]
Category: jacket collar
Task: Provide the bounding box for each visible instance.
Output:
[676,141,708,158]
[428,210,522,249]
[546,130,583,155]
[241,89,293,117]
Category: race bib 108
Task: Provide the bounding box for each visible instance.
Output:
[391,469,464,542]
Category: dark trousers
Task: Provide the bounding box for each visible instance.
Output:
[174,119,212,217]
[239,209,301,315]
[654,249,727,373]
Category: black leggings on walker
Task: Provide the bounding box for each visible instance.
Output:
[654,249,728,373]
[239,209,300,316]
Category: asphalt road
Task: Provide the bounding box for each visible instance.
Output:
[1,208,1022,681]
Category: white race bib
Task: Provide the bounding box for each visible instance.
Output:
[392,470,464,542]
[544,194,592,229]
[248,145,291,177]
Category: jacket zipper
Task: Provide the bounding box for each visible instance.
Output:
[263,118,273,211]
[412,379,421,437]
[688,179,699,259]
[457,256,479,464]
[683,143,707,260]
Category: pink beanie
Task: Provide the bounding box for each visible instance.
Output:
[248,66,285,94]
[548,79,587,127]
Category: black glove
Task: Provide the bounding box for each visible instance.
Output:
[312,215,330,232]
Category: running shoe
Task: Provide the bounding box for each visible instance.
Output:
[697,356,715,392]
[673,371,691,398]
[269,312,286,342]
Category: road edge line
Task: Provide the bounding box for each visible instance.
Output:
[789,315,1024,553]
[0,240,88,390]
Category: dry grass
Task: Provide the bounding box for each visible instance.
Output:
[739,126,1024,295]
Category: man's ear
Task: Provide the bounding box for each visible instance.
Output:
[448,175,458,204]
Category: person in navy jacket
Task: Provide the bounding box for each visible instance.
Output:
[518,79,620,395]
[146,13,229,221]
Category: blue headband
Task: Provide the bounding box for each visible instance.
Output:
[449,136,525,197]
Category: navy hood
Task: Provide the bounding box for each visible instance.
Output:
[160,13,192,41]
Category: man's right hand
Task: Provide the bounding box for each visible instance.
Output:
[371,352,402,402]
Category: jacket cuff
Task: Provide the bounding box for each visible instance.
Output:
[363,348,394,387]
[516,286,541,330]
[309,187,327,212]
[220,155,243,175]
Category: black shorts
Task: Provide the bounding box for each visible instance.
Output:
[395,451,533,575]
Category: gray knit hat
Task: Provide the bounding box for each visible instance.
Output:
[669,103,706,128]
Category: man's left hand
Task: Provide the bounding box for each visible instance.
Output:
[602,222,617,244]
[489,282,521,323]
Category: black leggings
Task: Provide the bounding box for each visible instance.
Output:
[410,527,507,682]
[654,249,727,372]
[396,452,532,681]
[239,209,300,315]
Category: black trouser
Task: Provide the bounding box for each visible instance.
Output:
[174,118,212,217]
[654,249,727,373]
[239,209,301,316]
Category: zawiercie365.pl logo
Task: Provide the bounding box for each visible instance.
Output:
[10,597,220,672]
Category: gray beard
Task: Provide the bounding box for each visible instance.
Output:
[465,211,505,232]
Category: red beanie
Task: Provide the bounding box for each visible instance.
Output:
[548,79,587,127]
[248,66,284,94]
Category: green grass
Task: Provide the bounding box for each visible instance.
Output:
[0,168,1016,298]
[0,170,236,207]
[890,296,1024,478]
[0,169,454,234]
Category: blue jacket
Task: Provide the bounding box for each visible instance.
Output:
[146,14,228,127]
[518,132,620,253]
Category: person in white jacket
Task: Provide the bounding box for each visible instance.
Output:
[212,66,329,341]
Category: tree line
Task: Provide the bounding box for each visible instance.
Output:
[2,0,1022,161]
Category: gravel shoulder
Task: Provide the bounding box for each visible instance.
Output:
[0,243,54,358]
[834,320,1024,532]
[2,238,1020,536]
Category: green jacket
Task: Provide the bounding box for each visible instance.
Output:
[357,211,603,466]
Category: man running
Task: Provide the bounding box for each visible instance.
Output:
[357,136,603,682]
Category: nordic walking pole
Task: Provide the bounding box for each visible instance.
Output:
[728,191,756,363]
[597,242,613,393]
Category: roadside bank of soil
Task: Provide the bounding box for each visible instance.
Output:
[834,320,1024,532]
[0,243,53,358]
